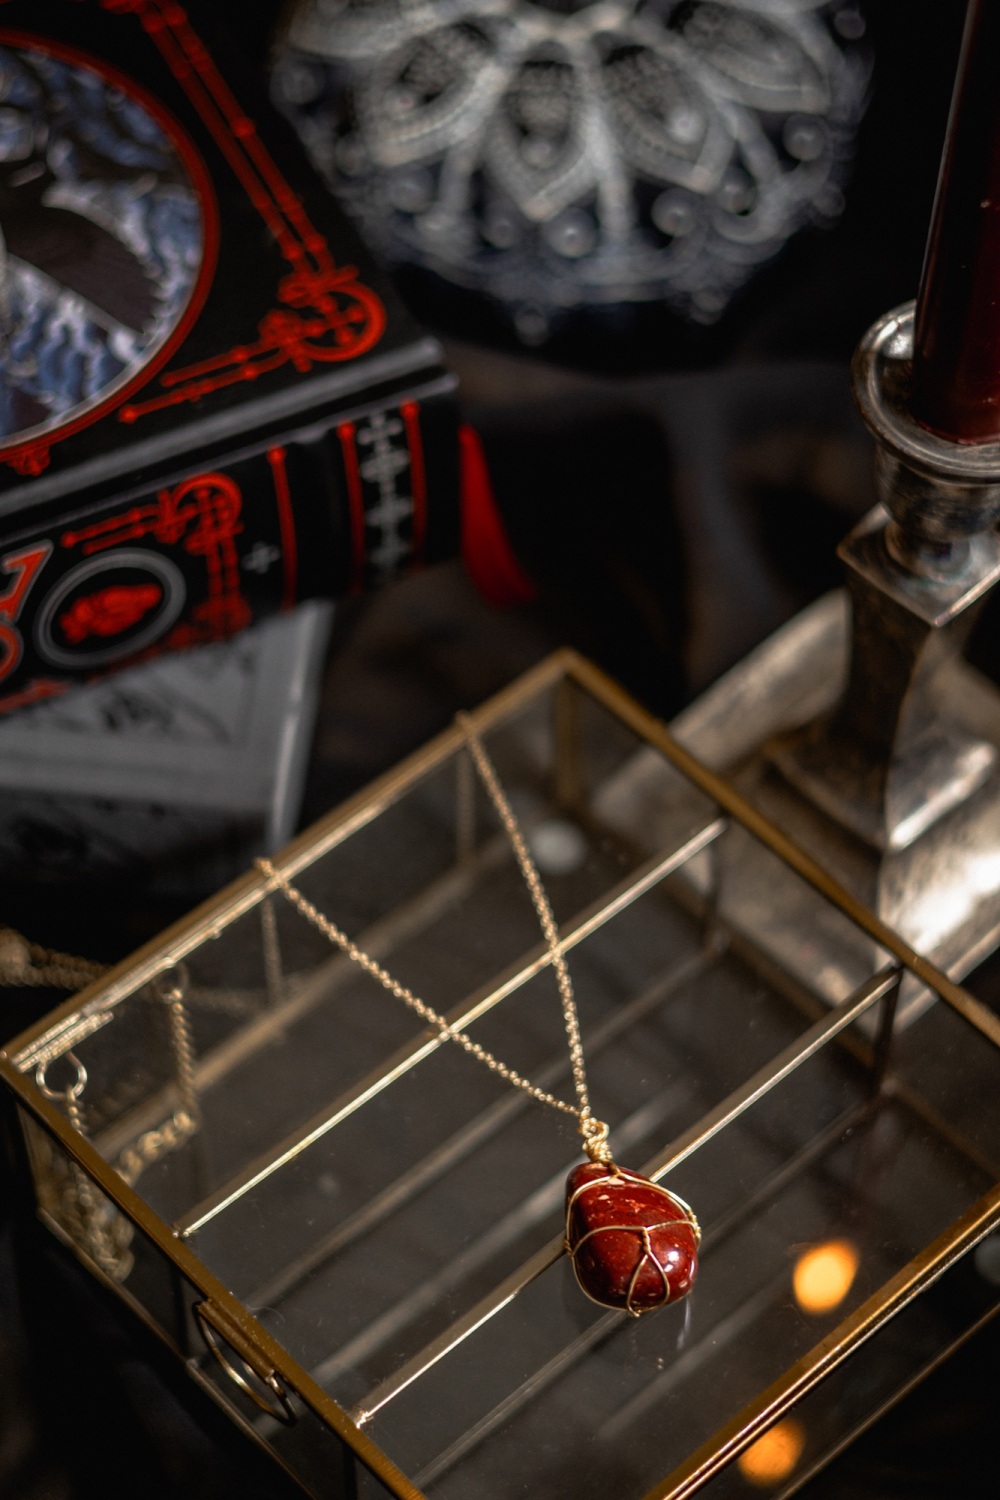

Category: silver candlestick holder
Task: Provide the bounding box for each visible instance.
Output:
[600,298,1000,1020]
[712,303,1000,1018]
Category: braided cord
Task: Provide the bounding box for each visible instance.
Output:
[0,927,106,990]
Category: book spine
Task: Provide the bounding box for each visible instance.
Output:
[0,388,460,715]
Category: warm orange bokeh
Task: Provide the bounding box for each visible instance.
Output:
[792,1239,860,1315]
[737,1418,806,1488]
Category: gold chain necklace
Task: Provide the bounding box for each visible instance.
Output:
[257,713,700,1316]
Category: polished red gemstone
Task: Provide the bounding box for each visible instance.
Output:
[565,1162,699,1315]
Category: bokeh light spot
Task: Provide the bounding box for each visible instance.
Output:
[737,1418,806,1488]
[793,1239,860,1316]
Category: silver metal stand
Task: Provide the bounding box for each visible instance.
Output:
[664,303,1000,1018]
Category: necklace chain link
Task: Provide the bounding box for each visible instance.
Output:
[257,713,612,1162]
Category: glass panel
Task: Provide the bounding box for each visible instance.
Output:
[892,993,1000,1175]
[264,1401,385,1500]
[355,1462,410,1500]
[19,1107,185,1348]
[363,1066,991,1497]
[699,1245,1000,1500]
[8,662,1000,1500]
[239,944,828,1407]
[58,680,695,1237]
[193,881,712,1300]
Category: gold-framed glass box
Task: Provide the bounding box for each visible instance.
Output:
[3,649,1000,1500]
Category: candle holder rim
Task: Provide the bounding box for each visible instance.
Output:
[853,302,1000,485]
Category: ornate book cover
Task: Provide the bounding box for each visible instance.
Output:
[0,0,458,714]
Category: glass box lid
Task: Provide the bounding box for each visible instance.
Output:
[4,650,1000,1500]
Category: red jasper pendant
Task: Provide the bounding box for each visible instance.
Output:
[565,1161,700,1315]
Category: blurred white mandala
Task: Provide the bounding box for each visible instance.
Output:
[276,0,870,343]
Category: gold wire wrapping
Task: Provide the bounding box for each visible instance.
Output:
[564,1170,702,1317]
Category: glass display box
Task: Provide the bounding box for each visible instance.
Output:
[3,649,1000,1500]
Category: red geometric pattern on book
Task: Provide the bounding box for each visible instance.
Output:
[5,446,53,479]
[58,583,163,644]
[110,0,386,421]
[60,471,252,647]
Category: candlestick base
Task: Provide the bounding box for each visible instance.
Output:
[768,503,1000,855]
[597,592,1000,1024]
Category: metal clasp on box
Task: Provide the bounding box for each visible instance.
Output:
[194,1299,297,1425]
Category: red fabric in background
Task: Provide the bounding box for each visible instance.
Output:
[459,424,537,608]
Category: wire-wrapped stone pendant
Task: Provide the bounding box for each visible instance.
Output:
[565,1161,700,1316]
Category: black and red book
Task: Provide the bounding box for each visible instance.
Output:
[0,0,462,715]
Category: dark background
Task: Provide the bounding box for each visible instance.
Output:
[3,2,999,1497]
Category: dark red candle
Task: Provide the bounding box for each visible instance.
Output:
[911,0,1000,443]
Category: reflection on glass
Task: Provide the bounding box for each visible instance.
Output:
[974,1231,1000,1286]
[793,1240,860,1316]
[737,1418,806,1489]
